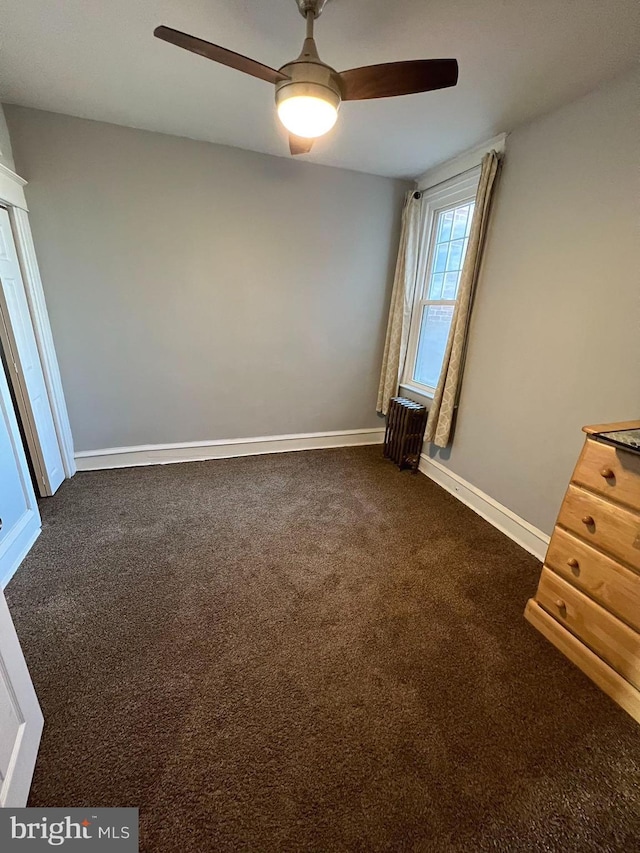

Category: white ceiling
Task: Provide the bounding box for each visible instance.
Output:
[1,0,638,179]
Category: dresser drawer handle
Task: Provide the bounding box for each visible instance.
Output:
[600,467,614,479]
[567,557,580,574]
[556,599,567,617]
[582,515,595,526]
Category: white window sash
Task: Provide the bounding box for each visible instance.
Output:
[402,169,481,397]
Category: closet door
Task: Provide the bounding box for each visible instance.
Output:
[0,589,44,806]
[0,332,43,805]
[0,356,40,588]
[0,206,64,496]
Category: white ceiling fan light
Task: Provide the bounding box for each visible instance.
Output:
[277,94,338,138]
[154,0,458,156]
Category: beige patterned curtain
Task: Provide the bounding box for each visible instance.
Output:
[376,191,423,415]
[425,151,500,447]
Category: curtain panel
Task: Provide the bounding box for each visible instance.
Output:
[425,151,500,447]
[376,191,423,415]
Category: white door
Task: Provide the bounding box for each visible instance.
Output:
[0,206,64,496]
[0,355,40,589]
[0,351,43,806]
[0,589,44,807]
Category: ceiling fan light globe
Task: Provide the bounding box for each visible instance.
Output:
[277,95,338,138]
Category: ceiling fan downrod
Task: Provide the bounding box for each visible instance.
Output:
[297,1,320,60]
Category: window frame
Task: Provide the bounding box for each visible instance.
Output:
[401,168,481,400]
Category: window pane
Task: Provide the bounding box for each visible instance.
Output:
[413,304,454,389]
[437,209,454,243]
[446,239,465,272]
[433,242,448,274]
[423,199,475,314]
[442,271,460,299]
[428,272,444,300]
[451,205,470,240]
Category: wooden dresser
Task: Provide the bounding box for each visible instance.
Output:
[525,420,640,723]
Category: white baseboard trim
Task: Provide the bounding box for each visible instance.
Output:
[419,453,549,561]
[75,428,386,471]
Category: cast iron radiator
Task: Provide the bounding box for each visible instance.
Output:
[383,397,428,472]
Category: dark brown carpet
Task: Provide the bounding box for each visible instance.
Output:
[6,446,639,852]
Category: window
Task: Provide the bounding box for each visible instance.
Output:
[403,170,480,398]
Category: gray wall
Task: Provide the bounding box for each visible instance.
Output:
[0,105,16,171]
[429,68,640,535]
[5,107,407,451]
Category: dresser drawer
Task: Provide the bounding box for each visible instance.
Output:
[545,527,640,630]
[558,484,640,572]
[536,567,640,689]
[573,438,640,511]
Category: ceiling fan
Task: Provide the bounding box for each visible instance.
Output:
[154,0,458,156]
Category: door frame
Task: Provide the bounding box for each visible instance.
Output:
[0,162,75,480]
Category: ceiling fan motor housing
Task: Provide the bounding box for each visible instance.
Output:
[275,58,342,117]
[296,0,330,18]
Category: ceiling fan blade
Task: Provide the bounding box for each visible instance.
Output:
[339,59,458,101]
[154,26,289,85]
[289,135,314,156]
